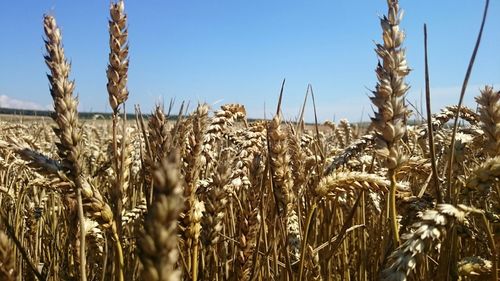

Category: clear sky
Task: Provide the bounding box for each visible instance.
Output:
[0,1,499,122]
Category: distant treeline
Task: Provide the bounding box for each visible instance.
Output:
[0,107,271,123]
[0,107,384,126]
[0,107,145,120]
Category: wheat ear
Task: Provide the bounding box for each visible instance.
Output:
[370,0,410,245]
[106,5,130,278]
[324,134,376,174]
[182,104,208,281]
[267,115,301,263]
[458,256,493,279]
[202,150,231,249]
[431,105,479,130]
[43,15,88,281]
[107,0,129,113]
[476,86,500,156]
[382,204,479,281]
[104,0,129,241]
[316,171,390,198]
[144,105,171,206]
[0,231,16,281]
[466,156,500,194]
[139,152,183,281]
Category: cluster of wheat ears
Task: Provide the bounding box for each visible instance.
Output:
[0,0,498,280]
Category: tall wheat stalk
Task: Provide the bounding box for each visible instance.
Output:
[43,15,88,281]
[370,0,410,245]
[106,1,129,279]
[107,0,129,230]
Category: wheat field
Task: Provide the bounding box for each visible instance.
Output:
[0,0,498,280]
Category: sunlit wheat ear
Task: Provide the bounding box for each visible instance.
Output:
[476,86,500,156]
[201,150,232,248]
[338,119,352,146]
[288,127,307,196]
[267,115,293,215]
[316,171,390,198]
[183,104,209,187]
[368,0,410,245]
[323,120,336,131]
[43,15,84,180]
[115,130,133,193]
[80,178,116,229]
[121,199,147,227]
[267,115,301,263]
[334,123,346,148]
[129,131,144,177]
[144,105,171,204]
[201,103,246,192]
[0,231,16,281]
[230,121,267,190]
[324,134,375,174]
[431,105,479,130]
[466,156,500,194]
[148,106,170,163]
[203,104,246,161]
[139,152,183,281]
[306,245,322,281]
[370,0,409,169]
[458,256,493,279]
[382,204,479,281]
[180,104,208,281]
[44,14,91,279]
[237,207,261,281]
[107,0,129,113]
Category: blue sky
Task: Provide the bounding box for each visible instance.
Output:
[0,1,499,122]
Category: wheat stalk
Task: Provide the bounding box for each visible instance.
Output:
[43,15,88,281]
[105,4,130,278]
[370,0,410,245]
